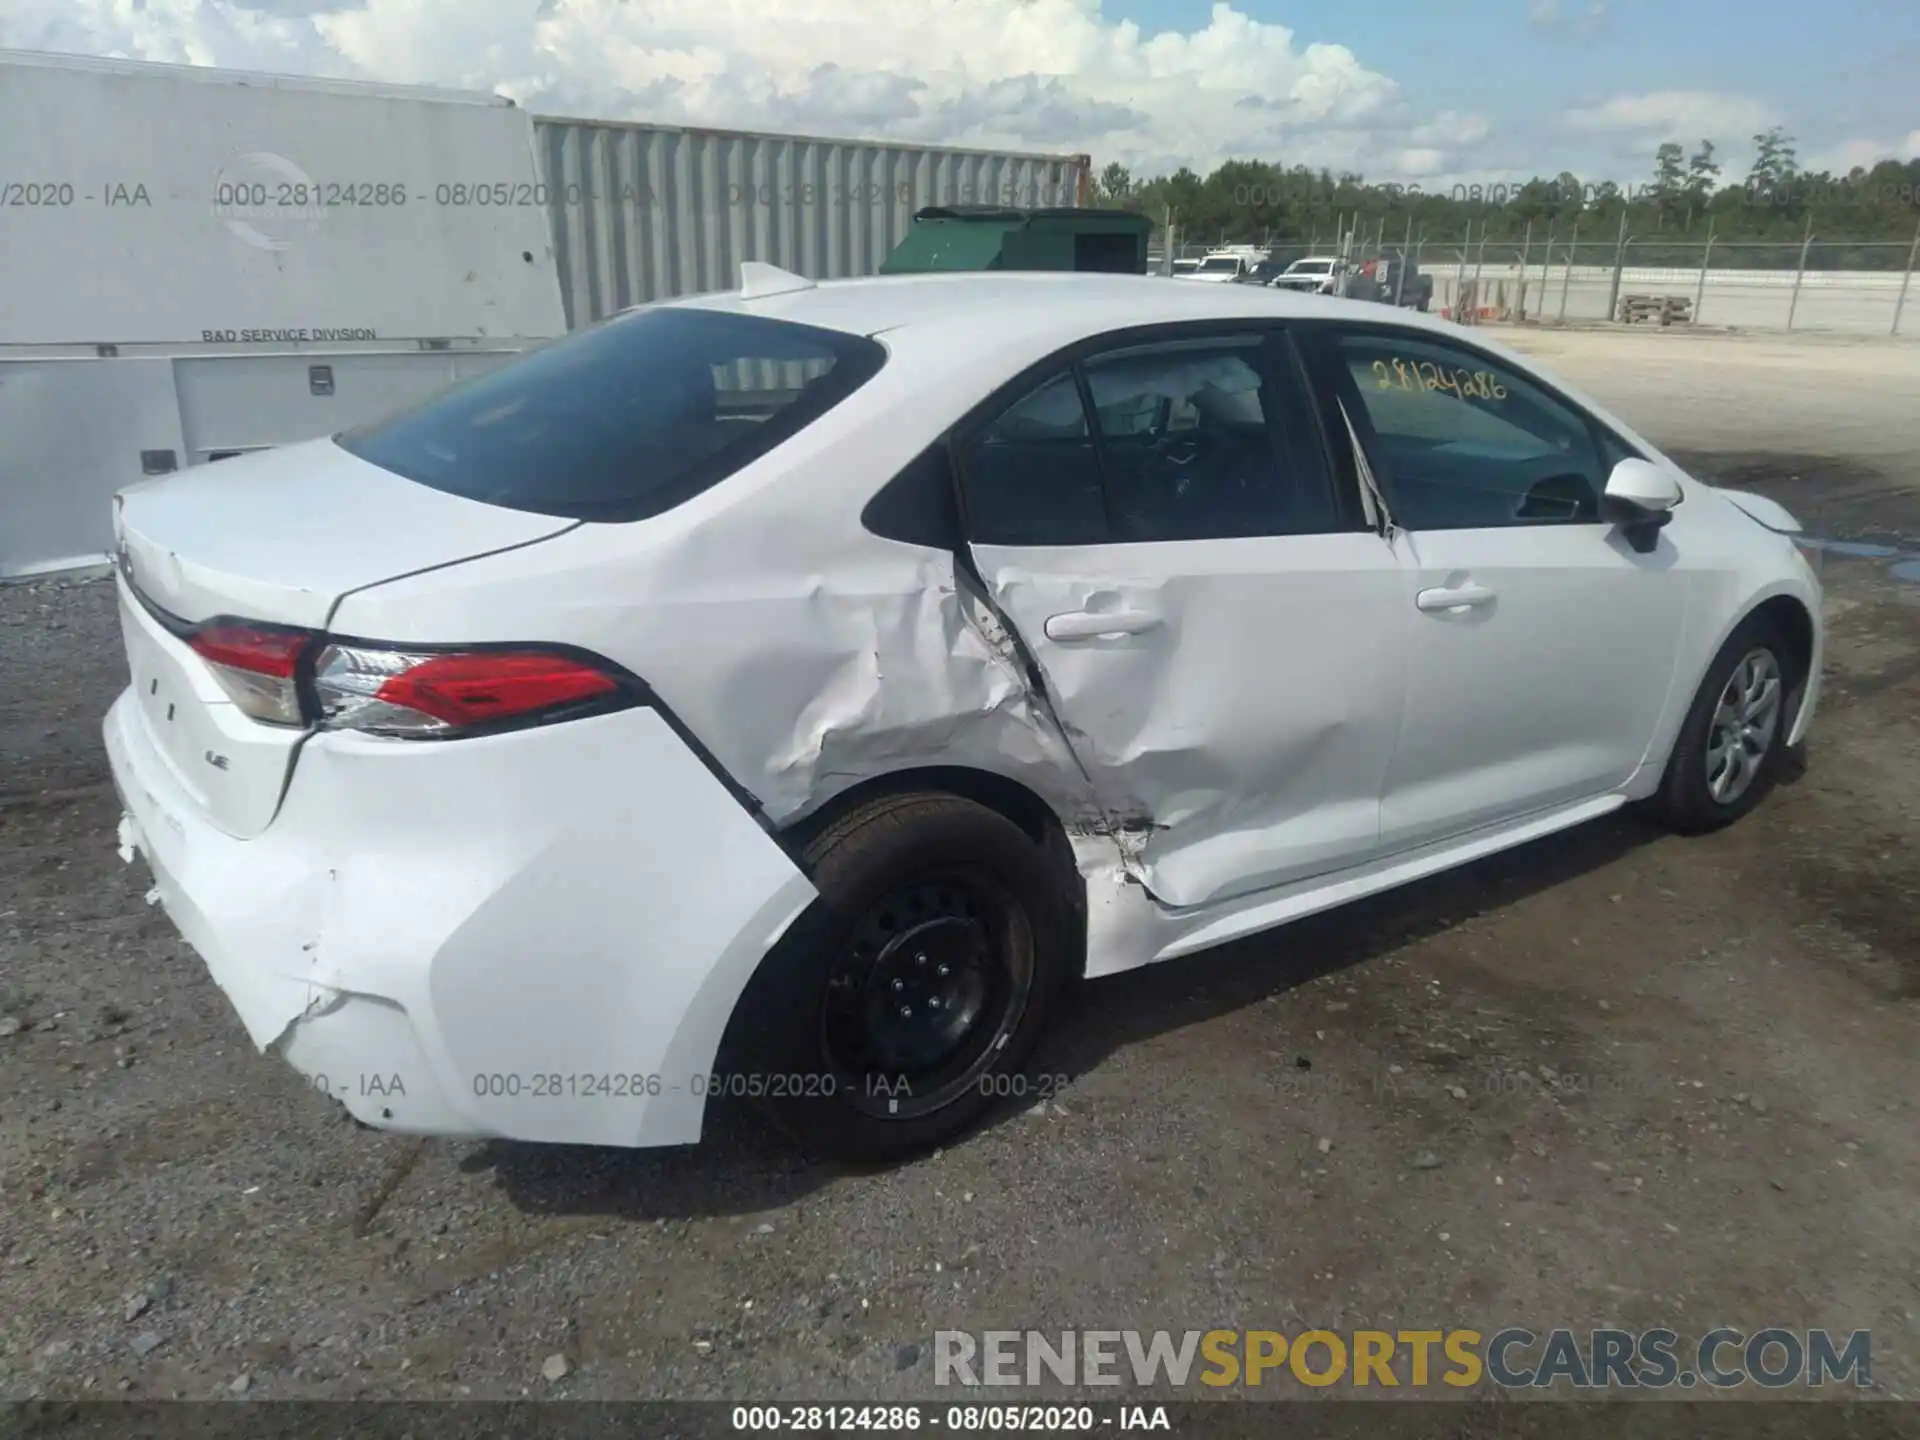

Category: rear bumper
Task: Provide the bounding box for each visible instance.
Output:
[105,691,818,1147]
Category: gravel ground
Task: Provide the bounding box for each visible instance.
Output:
[2,327,1917,1407]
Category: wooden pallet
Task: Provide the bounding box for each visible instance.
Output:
[1617,293,1693,325]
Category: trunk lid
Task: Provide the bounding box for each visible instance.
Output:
[112,438,574,838]
[114,438,575,629]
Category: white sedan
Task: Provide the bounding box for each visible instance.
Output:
[104,267,1822,1161]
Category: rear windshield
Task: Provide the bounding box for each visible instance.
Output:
[338,307,886,522]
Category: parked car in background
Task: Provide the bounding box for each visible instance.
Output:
[1246,256,1290,286]
[1370,253,1434,311]
[106,269,1824,1164]
[1185,247,1263,283]
[1268,256,1365,297]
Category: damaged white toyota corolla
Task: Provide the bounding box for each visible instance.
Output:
[105,267,1822,1160]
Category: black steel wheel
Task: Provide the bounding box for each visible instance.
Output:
[820,875,1033,1120]
[720,791,1073,1162]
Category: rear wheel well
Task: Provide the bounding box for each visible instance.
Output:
[779,769,1089,971]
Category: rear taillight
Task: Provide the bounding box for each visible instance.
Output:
[188,624,311,725]
[313,643,629,738]
[162,593,635,738]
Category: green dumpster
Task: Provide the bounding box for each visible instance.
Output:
[879,205,1151,276]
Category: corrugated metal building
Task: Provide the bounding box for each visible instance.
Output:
[532,115,1091,328]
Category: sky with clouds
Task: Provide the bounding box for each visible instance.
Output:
[3,0,1915,189]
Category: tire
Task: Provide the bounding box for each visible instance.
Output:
[1651,615,1798,834]
[722,791,1073,1162]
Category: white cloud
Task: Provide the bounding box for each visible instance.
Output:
[1409,110,1494,149]
[1803,130,1920,174]
[0,0,1430,177]
[1527,0,1609,37]
[1561,89,1775,140]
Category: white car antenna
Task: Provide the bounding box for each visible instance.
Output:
[740,261,817,299]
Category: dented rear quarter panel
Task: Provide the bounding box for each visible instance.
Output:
[323,327,1111,839]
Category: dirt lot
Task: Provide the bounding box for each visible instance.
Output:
[2,326,1917,1408]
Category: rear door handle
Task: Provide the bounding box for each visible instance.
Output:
[1044,609,1161,641]
[1416,583,1496,613]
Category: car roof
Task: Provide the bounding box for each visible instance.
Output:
[663,271,1440,353]
[633,272,1649,482]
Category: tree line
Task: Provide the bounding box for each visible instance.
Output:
[1092,128,1920,269]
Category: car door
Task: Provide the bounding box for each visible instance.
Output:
[1299,323,1688,854]
[955,325,1409,912]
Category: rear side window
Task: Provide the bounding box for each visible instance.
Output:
[958,329,1342,547]
[338,308,885,522]
[960,372,1110,545]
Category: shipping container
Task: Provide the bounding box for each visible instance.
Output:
[532,114,1090,327]
[0,49,568,577]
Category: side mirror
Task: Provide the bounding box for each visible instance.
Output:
[1604,457,1682,513]
[1602,458,1681,552]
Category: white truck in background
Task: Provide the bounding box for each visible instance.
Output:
[1267,255,1360,296]
[1181,245,1265,283]
[0,49,568,577]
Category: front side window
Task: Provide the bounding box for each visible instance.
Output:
[1327,330,1607,530]
[338,308,885,522]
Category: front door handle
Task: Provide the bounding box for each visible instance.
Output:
[1416,583,1496,613]
[1044,609,1161,641]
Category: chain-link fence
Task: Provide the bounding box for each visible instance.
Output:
[1148,218,1920,336]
